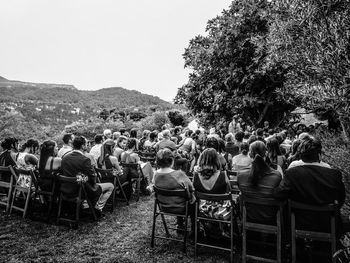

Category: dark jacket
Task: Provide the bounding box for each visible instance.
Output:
[273,165,345,232]
[61,151,101,205]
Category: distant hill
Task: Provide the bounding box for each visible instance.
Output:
[0,76,175,140]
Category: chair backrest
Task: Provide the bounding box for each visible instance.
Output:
[0,165,16,180]
[13,167,36,184]
[94,167,114,178]
[289,200,338,213]
[226,170,237,179]
[195,191,233,202]
[120,162,142,179]
[243,197,286,208]
[57,174,82,197]
[154,185,190,200]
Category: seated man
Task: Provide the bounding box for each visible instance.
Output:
[61,136,114,217]
[273,137,345,233]
[57,133,74,158]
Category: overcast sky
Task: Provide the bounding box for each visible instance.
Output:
[0,1,231,102]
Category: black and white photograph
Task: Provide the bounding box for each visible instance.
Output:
[1,0,350,262]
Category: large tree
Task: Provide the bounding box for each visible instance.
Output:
[175,0,299,128]
[267,0,350,143]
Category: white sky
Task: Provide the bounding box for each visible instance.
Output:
[0,0,231,102]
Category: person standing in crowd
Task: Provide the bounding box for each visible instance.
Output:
[228,115,242,136]
[61,136,114,217]
[57,133,74,158]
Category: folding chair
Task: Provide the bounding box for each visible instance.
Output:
[227,170,240,195]
[289,200,338,263]
[94,167,129,211]
[151,186,191,253]
[120,162,143,202]
[0,166,16,213]
[57,175,97,228]
[194,191,238,263]
[139,151,157,167]
[33,170,58,220]
[241,197,286,263]
[10,167,36,218]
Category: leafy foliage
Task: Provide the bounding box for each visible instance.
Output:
[167,110,189,127]
[175,0,299,128]
[267,0,350,142]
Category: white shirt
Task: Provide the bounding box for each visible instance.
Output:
[89,144,102,162]
[57,145,73,158]
[288,160,331,169]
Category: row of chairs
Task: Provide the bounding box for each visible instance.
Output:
[150,186,339,263]
[0,162,145,227]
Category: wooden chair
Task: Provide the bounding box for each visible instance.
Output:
[194,191,238,263]
[33,170,58,220]
[10,167,36,218]
[289,200,338,263]
[0,166,16,213]
[227,170,240,195]
[139,151,157,167]
[94,167,129,211]
[56,175,97,228]
[242,196,286,263]
[120,162,143,202]
[151,186,191,253]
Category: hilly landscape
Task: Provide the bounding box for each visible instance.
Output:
[0,76,176,141]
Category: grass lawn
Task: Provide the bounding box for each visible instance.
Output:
[0,195,232,263]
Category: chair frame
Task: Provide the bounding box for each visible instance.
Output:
[151,186,191,253]
[94,167,129,211]
[194,191,237,263]
[33,170,58,220]
[289,200,338,263]
[56,175,97,228]
[242,197,286,263]
[0,166,16,213]
[120,162,144,202]
[10,167,37,218]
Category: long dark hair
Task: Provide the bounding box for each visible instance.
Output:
[249,141,270,187]
[20,139,39,154]
[198,148,221,179]
[266,137,282,165]
[39,140,56,175]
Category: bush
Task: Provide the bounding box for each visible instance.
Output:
[315,130,350,216]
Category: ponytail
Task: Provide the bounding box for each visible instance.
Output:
[249,154,270,187]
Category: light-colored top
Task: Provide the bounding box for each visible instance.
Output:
[178,137,196,154]
[58,145,73,158]
[288,160,331,169]
[231,154,252,171]
[89,144,102,162]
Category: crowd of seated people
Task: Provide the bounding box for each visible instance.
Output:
[0,121,347,260]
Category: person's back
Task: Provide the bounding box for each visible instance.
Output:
[238,141,282,224]
[193,170,229,194]
[273,137,345,233]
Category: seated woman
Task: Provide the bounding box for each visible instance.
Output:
[231,142,252,173]
[237,140,282,224]
[177,129,196,173]
[204,137,227,171]
[97,139,122,173]
[38,140,62,191]
[113,135,127,162]
[154,148,195,230]
[16,139,39,188]
[193,148,232,239]
[120,138,152,196]
[266,137,286,174]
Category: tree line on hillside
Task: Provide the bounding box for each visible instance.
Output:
[175,0,350,144]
